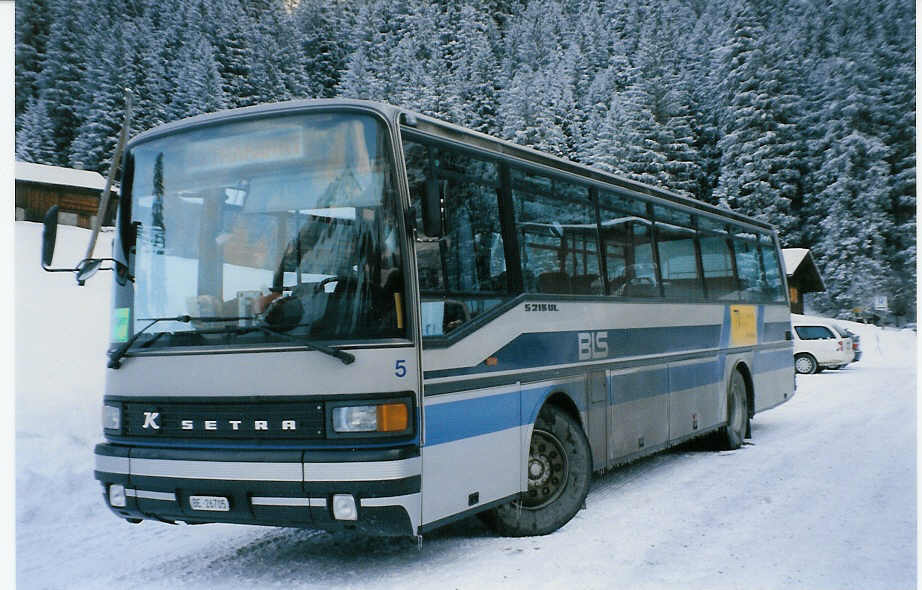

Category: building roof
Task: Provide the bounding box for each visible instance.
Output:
[782,248,825,293]
[15,161,108,192]
[782,248,809,275]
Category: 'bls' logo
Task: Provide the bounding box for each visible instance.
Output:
[578,331,608,360]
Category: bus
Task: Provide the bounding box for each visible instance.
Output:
[47,99,794,539]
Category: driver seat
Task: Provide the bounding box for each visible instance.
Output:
[311,275,365,337]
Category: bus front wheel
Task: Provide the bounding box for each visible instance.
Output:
[489,405,591,536]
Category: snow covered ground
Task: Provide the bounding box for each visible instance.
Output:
[14,221,917,589]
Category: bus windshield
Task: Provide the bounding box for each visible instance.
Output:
[118,112,406,350]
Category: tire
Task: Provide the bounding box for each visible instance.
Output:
[489,405,592,536]
[721,369,749,450]
[794,353,818,374]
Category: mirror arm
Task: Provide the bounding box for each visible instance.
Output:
[41,257,128,283]
[41,263,79,273]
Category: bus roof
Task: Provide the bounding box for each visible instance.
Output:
[127,98,776,234]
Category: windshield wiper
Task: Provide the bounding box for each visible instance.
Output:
[108,315,356,368]
[237,324,356,365]
[107,314,253,369]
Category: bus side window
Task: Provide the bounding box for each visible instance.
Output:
[403,138,509,336]
[403,141,444,293]
[732,236,762,301]
[627,223,659,297]
[598,191,659,298]
[653,205,703,299]
[510,167,601,296]
[700,235,738,300]
[760,243,786,303]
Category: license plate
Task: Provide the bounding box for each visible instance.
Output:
[189,495,230,512]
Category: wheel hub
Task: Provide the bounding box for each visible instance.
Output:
[529,456,550,484]
[523,429,569,509]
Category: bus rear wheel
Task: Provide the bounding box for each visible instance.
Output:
[721,369,749,450]
[489,405,591,536]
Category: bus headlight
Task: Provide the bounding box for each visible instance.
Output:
[103,404,121,431]
[332,403,408,433]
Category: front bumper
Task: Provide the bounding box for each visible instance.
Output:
[94,444,421,536]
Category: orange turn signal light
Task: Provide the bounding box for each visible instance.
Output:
[376,403,408,432]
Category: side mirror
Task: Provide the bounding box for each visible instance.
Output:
[422,176,442,237]
[40,204,125,284]
[41,206,59,269]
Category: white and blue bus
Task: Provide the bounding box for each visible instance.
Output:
[48,99,794,538]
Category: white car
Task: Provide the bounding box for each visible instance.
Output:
[791,314,855,374]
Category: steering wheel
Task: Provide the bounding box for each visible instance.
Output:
[261,294,304,332]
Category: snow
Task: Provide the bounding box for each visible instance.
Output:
[14,161,109,192]
[14,221,917,589]
[781,248,809,276]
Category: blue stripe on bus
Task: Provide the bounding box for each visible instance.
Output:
[426,357,731,447]
[424,391,521,446]
[669,359,722,393]
[757,305,765,343]
[610,368,668,404]
[425,384,586,446]
[753,347,793,373]
[424,323,722,380]
[763,321,790,342]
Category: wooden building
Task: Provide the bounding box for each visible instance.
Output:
[15,161,116,229]
[782,248,825,315]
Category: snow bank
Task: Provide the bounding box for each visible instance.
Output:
[15,222,110,420]
[15,223,112,544]
[831,318,916,368]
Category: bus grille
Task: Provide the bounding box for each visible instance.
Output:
[121,400,326,440]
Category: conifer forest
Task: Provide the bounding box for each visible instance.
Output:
[14,0,916,318]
